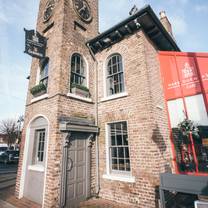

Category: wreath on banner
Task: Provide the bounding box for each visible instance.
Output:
[178,118,199,138]
[177,118,199,170]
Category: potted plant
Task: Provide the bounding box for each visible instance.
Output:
[70,83,90,98]
[30,83,47,97]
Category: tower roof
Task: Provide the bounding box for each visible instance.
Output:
[87,5,180,54]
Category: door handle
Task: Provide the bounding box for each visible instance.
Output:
[67,158,73,171]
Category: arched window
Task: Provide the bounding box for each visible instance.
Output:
[106,54,124,96]
[39,57,49,88]
[70,53,86,87]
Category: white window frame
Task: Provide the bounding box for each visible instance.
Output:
[103,121,135,183]
[104,53,125,98]
[70,53,89,89]
[33,128,46,166]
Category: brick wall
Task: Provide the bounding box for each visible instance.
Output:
[95,30,173,207]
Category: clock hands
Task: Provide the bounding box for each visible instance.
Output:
[43,0,55,22]
[77,1,88,12]
[74,0,92,22]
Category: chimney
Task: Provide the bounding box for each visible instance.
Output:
[159,11,173,37]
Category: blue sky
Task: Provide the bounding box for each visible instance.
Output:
[0,0,207,121]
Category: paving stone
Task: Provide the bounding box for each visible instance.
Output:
[0,200,16,208]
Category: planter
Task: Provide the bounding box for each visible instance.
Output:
[32,89,47,97]
[30,83,47,97]
[71,87,90,98]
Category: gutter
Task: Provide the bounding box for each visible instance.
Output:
[86,43,100,196]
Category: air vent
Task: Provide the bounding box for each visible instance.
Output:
[195,201,208,208]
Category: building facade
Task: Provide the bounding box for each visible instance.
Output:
[16,0,182,207]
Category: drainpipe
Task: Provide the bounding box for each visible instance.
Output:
[87,43,100,196]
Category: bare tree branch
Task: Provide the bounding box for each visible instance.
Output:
[0,119,18,146]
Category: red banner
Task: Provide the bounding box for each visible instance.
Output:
[159,55,181,100]
[159,52,208,100]
[196,57,208,93]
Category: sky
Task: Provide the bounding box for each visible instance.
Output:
[0,0,207,121]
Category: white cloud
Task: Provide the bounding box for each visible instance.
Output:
[0,0,38,28]
[195,5,208,12]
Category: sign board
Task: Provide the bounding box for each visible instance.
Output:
[159,52,208,100]
[24,28,47,59]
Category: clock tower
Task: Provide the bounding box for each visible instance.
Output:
[16,0,99,207]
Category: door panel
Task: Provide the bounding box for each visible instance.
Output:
[65,132,90,208]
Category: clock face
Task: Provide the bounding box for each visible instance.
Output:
[73,0,92,23]
[43,0,55,23]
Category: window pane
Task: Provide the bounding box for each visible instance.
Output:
[123,135,128,145]
[118,61,122,72]
[117,54,122,63]
[111,147,117,158]
[71,57,75,72]
[112,56,117,65]
[116,135,122,146]
[118,147,124,158]
[80,59,84,75]
[108,65,112,75]
[124,147,129,158]
[110,123,116,135]
[119,73,124,92]
[108,77,114,95]
[118,159,125,171]
[112,159,118,170]
[111,135,116,146]
[116,122,122,134]
[126,159,131,171]
[113,64,117,74]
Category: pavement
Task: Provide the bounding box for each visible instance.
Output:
[0,163,17,191]
[0,199,16,208]
[0,163,133,208]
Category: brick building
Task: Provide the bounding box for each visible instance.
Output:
[15,0,183,207]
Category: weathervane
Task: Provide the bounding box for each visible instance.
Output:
[129,5,139,15]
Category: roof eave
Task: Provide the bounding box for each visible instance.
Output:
[87,5,180,53]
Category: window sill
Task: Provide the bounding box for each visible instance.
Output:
[31,94,48,103]
[67,93,93,103]
[28,165,44,172]
[103,173,135,183]
[100,92,128,102]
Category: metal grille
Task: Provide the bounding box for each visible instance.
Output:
[70,53,86,86]
[107,54,124,96]
[109,121,130,172]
